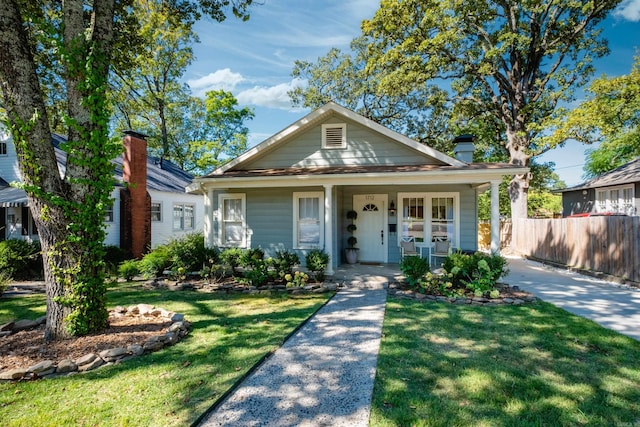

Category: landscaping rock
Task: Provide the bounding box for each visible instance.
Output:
[27,360,54,374]
[0,331,11,338]
[0,321,14,332]
[13,319,39,332]
[56,359,77,374]
[137,304,155,315]
[99,348,128,362]
[76,353,98,367]
[35,315,46,325]
[127,344,144,356]
[77,356,104,372]
[0,368,27,380]
[170,313,184,322]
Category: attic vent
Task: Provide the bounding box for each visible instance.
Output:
[322,124,346,149]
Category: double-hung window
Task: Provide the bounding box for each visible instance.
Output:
[219,194,246,247]
[173,204,194,230]
[151,202,162,222]
[294,192,323,249]
[596,185,635,215]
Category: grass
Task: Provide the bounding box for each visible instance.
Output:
[0,282,331,426]
[370,297,640,427]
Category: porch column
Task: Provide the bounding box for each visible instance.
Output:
[204,187,214,248]
[323,184,334,276]
[490,180,500,255]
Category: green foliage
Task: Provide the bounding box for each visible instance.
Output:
[165,232,209,273]
[0,239,43,280]
[551,56,640,178]
[239,257,275,287]
[103,245,129,276]
[441,251,509,296]
[399,256,430,288]
[0,270,9,297]
[240,247,265,269]
[347,236,358,248]
[220,247,244,276]
[118,260,140,282]
[305,249,330,282]
[284,271,310,288]
[273,250,300,278]
[528,190,562,218]
[139,247,171,279]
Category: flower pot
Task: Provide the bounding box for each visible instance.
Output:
[345,248,359,264]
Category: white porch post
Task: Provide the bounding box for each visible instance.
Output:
[205,187,215,248]
[324,184,334,276]
[490,180,500,255]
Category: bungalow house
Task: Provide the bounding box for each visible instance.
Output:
[187,103,526,274]
[556,157,639,217]
[0,128,204,257]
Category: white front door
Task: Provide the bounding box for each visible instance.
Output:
[353,194,388,263]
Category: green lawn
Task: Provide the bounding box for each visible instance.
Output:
[370,297,640,427]
[0,282,330,426]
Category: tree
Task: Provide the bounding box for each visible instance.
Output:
[553,56,640,178]
[361,0,619,220]
[177,90,254,175]
[290,36,454,153]
[111,0,197,160]
[0,0,253,341]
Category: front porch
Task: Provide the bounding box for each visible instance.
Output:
[331,262,404,287]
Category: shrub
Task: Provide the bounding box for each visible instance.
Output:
[220,248,244,276]
[400,256,430,288]
[103,245,129,275]
[284,271,309,288]
[0,270,9,297]
[139,246,171,278]
[240,248,265,269]
[305,249,329,282]
[0,239,43,280]
[165,232,208,273]
[240,258,275,287]
[442,251,509,295]
[118,260,140,281]
[273,250,300,278]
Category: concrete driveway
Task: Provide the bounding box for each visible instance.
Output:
[506,257,640,341]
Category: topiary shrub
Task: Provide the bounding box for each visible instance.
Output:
[305,249,330,282]
[400,256,430,288]
[0,239,43,280]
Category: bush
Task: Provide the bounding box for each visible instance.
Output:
[103,245,129,275]
[400,256,430,288]
[139,246,171,278]
[0,270,9,297]
[240,258,275,287]
[118,260,140,281]
[273,250,300,278]
[220,248,244,276]
[165,232,208,273]
[305,249,329,282]
[0,239,43,280]
[284,271,309,288]
[240,248,265,269]
[442,251,509,295]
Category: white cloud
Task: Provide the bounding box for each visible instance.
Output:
[236,79,306,110]
[614,0,640,21]
[186,68,245,96]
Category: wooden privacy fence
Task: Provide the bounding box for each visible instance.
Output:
[512,217,640,283]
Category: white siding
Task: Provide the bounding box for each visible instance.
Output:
[0,131,22,183]
[148,190,204,248]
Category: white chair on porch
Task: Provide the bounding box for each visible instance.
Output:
[430,240,450,269]
[400,236,420,261]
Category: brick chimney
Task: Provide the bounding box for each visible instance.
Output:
[120,131,151,259]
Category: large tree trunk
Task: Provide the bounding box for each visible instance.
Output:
[0,0,116,340]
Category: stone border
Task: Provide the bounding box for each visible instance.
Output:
[388,283,538,305]
[144,278,343,294]
[0,304,190,381]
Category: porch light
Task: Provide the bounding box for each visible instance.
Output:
[389,200,396,216]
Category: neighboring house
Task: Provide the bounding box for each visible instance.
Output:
[0,128,203,256]
[187,102,526,273]
[556,157,639,217]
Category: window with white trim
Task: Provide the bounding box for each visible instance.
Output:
[321,123,346,149]
[596,185,635,215]
[173,204,194,230]
[151,202,162,222]
[0,140,7,156]
[293,192,324,249]
[104,202,114,222]
[219,194,246,247]
[398,192,459,247]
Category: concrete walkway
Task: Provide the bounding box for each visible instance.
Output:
[198,278,389,427]
[506,257,640,341]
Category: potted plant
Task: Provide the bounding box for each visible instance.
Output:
[345,210,359,264]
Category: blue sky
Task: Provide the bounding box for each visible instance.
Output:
[184,0,640,186]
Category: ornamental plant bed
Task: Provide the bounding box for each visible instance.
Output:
[388,281,537,305]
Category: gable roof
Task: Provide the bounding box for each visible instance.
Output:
[206,102,466,177]
[556,157,640,193]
